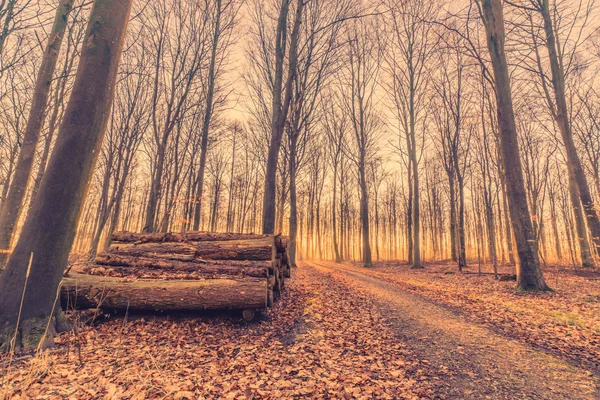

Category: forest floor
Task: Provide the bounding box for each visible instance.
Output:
[311,260,600,399]
[1,264,432,399]
[1,261,599,399]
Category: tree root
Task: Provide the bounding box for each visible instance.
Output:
[0,317,57,354]
[54,308,73,333]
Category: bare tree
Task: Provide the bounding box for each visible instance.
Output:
[476,0,549,290]
[385,0,437,268]
[338,18,382,268]
[0,0,74,267]
[430,35,472,270]
[87,40,151,258]
[192,0,240,231]
[323,97,347,263]
[261,0,304,235]
[142,0,210,233]
[515,0,600,258]
[0,0,132,352]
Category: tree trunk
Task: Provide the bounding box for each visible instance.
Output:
[92,256,272,279]
[568,174,594,268]
[0,0,74,268]
[540,5,600,256]
[112,231,269,244]
[411,148,421,269]
[407,160,414,264]
[480,0,549,291]
[62,273,269,312]
[331,161,341,263]
[548,186,562,262]
[262,0,303,234]
[289,140,298,267]
[192,0,223,232]
[226,128,237,232]
[502,181,515,264]
[457,176,467,270]
[484,188,498,279]
[0,0,132,352]
[143,144,166,233]
[448,174,458,262]
[359,159,373,267]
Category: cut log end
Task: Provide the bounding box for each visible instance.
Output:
[242,309,256,321]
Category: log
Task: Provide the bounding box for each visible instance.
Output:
[93,255,271,278]
[61,273,269,311]
[107,238,276,262]
[81,265,270,281]
[192,238,275,261]
[111,231,270,244]
[107,242,197,257]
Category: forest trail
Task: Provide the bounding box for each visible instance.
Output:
[306,261,600,400]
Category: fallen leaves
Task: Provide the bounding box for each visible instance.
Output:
[0,265,432,399]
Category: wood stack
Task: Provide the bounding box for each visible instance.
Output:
[61,232,291,320]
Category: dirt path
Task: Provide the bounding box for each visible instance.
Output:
[307,261,600,400]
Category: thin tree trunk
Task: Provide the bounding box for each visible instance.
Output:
[502,181,515,264]
[540,5,600,256]
[457,176,467,270]
[549,185,562,262]
[407,161,414,264]
[359,158,372,267]
[569,174,594,267]
[193,0,223,231]
[262,0,303,234]
[448,175,458,262]
[331,161,340,263]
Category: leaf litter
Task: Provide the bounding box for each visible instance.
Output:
[1,266,433,399]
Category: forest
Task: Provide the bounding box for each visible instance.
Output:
[0,0,600,398]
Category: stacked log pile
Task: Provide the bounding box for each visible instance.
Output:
[61,232,291,319]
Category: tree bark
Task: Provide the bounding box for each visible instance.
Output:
[359,155,373,267]
[0,0,132,352]
[107,238,276,262]
[331,160,341,263]
[193,0,223,231]
[112,231,269,244]
[479,0,549,291]
[288,136,298,267]
[539,4,600,256]
[90,256,271,279]
[0,0,74,268]
[62,273,269,312]
[568,173,594,268]
[448,175,458,262]
[457,175,467,270]
[548,184,562,262]
[262,0,303,234]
